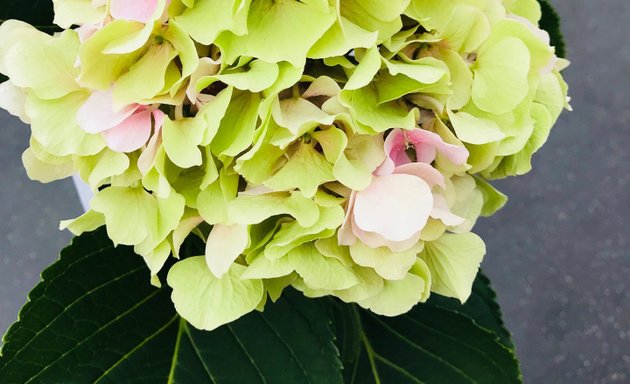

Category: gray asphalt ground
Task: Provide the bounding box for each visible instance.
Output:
[0,1,628,383]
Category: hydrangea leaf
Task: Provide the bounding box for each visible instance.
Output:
[25,92,106,157]
[357,259,431,316]
[265,142,335,198]
[167,257,264,331]
[472,37,531,115]
[2,27,79,99]
[448,110,505,145]
[349,241,423,280]
[420,232,485,302]
[289,244,359,291]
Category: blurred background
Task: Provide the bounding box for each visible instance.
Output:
[0,1,628,383]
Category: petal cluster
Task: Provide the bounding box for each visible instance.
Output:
[0,0,569,330]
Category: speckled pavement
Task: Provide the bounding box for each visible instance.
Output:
[0,1,628,382]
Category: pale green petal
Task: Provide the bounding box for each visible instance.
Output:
[90,186,158,245]
[358,260,431,316]
[265,274,298,302]
[265,143,335,198]
[174,0,248,45]
[333,267,384,303]
[344,46,381,91]
[349,241,424,280]
[22,148,75,183]
[242,254,295,280]
[199,86,234,146]
[441,49,473,110]
[25,92,106,157]
[264,205,345,259]
[384,57,447,85]
[163,115,207,168]
[206,60,279,93]
[289,244,359,291]
[60,210,106,235]
[503,0,542,24]
[441,5,491,52]
[340,0,409,41]
[167,257,264,331]
[474,176,508,217]
[308,16,378,58]
[53,0,107,29]
[113,42,178,105]
[205,223,249,278]
[3,29,80,99]
[76,149,130,189]
[197,168,239,224]
[227,192,320,227]
[211,90,261,157]
[78,20,145,89]
[339,83,417,133]
[420,232,485,303]
[234,0,335,66]
[472,37,531,115]
[448,111,505,145]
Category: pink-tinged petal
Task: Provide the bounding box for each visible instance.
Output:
[205,224,249,278]
[77,90,138,134]
[351,213,421,252]
[76,24,99,43]
[338,192,358,246]
[102,108,153,152]
[152,109,166,130]
[393,163,445,189]
[110,0,159,23]
[407,128,469,165]
[353,174,433,242]
[386,129,411,164]
[431,195,466,226]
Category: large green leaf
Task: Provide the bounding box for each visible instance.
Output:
[338,273,522,384]
[0,228,343,384]
[537,0,566,58]
[0,0,56,31]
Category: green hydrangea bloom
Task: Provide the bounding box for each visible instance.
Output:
[0,0,569,330]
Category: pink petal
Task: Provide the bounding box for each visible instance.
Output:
[338,192,358,246]
[110,0,159,23]
[407,128,469,166]
[102,108,153,152]
[393,163,446,189]
[353,174,433,242]
[77,90,138,134]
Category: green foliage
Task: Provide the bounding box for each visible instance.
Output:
[1,229,521,383]
[0,228,343,384]
[0,0,57,32]
[537,0,566,58]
